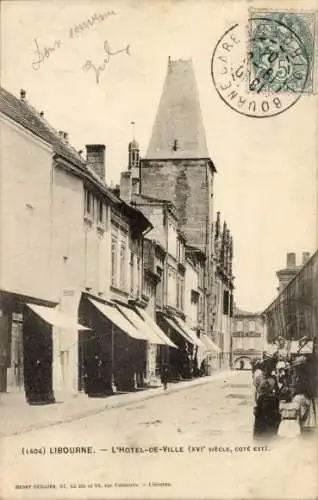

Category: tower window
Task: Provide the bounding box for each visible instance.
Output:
[172,139,178,151]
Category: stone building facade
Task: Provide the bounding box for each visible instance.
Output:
[232,308,265,369]
[0,86,171,401]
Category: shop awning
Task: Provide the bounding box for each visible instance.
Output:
[26,303,90,330]
[116,304,166,345]
[163,315,195,345]
[88,298,147,341]
[173,317,205,348]
[136,307,178,349]
[289,341,299,354]
[298,340,313,354]
[201,333,221,353]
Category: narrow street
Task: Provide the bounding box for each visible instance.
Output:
[1,371,317,499]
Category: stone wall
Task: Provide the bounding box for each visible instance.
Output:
[140,159,212,253]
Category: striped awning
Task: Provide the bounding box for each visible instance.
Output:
[27,303,90,330]
[136,307,178,348]
[88,298,147,340]
[201,334,220,353]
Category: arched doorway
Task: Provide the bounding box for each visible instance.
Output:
[234,357,252,370]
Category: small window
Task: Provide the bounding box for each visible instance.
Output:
[236,321,243,332]
[120,243,126,288]
[111,236,117,286]
[249,321,255,332]
[130,252,134,294]
[191,290,199,304]
[85,189,93,215]
[223,290,229,315]
[156,278,163,308]
[98,200,103,223]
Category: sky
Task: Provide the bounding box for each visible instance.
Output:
[1,0,317,312]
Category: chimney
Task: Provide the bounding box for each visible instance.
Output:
[63,132,69,143]
[302,252,310,264]
[20,89,26,100]
[286,252,296,268]
[86,144,106,180]
[120,170,132,203]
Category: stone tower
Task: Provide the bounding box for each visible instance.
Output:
[140,57,216,256]
[139,57,217,334]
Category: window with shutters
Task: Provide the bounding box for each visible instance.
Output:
[130,252,135,294]
[111,236,118,286]
[156,268,163,308]
[120,242,127,288]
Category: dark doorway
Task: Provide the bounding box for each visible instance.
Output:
[78,297,113,397]
[23,307,54,405]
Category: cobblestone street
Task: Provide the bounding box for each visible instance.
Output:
[1,370,317,499]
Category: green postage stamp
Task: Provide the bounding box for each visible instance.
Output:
[249,10,316,94]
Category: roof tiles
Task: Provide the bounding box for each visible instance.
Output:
[0,86,85,170]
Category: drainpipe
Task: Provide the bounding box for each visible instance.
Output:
[163,206,169,309]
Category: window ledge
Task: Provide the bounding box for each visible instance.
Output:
[110,285,129,297]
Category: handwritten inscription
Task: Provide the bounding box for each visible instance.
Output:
[82,40,131,84]
[69,11,117,38]
[32,38,62,71]
[31,10,119,71]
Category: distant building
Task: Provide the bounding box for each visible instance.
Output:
[276,252,310,293]
[231,307,265,369]
[264,250,317,345]
[212,212,234,369]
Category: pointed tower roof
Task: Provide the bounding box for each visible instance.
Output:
[145,58,210,160]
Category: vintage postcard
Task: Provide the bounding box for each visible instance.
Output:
[0,0,317,499]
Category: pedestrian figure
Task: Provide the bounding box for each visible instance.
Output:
[161,363,169,390]
[253,379,281,439]
[291,356,316,433]
[253,360,266,402]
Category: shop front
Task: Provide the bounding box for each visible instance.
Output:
[0,292,57,397]
[78,295,176,395]
[78,295,149,396]
[0,291,88,404]
[157,312,196,381]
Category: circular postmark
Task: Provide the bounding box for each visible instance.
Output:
[211,19,310,118]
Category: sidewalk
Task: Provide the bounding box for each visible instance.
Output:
[0,370,237,438]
